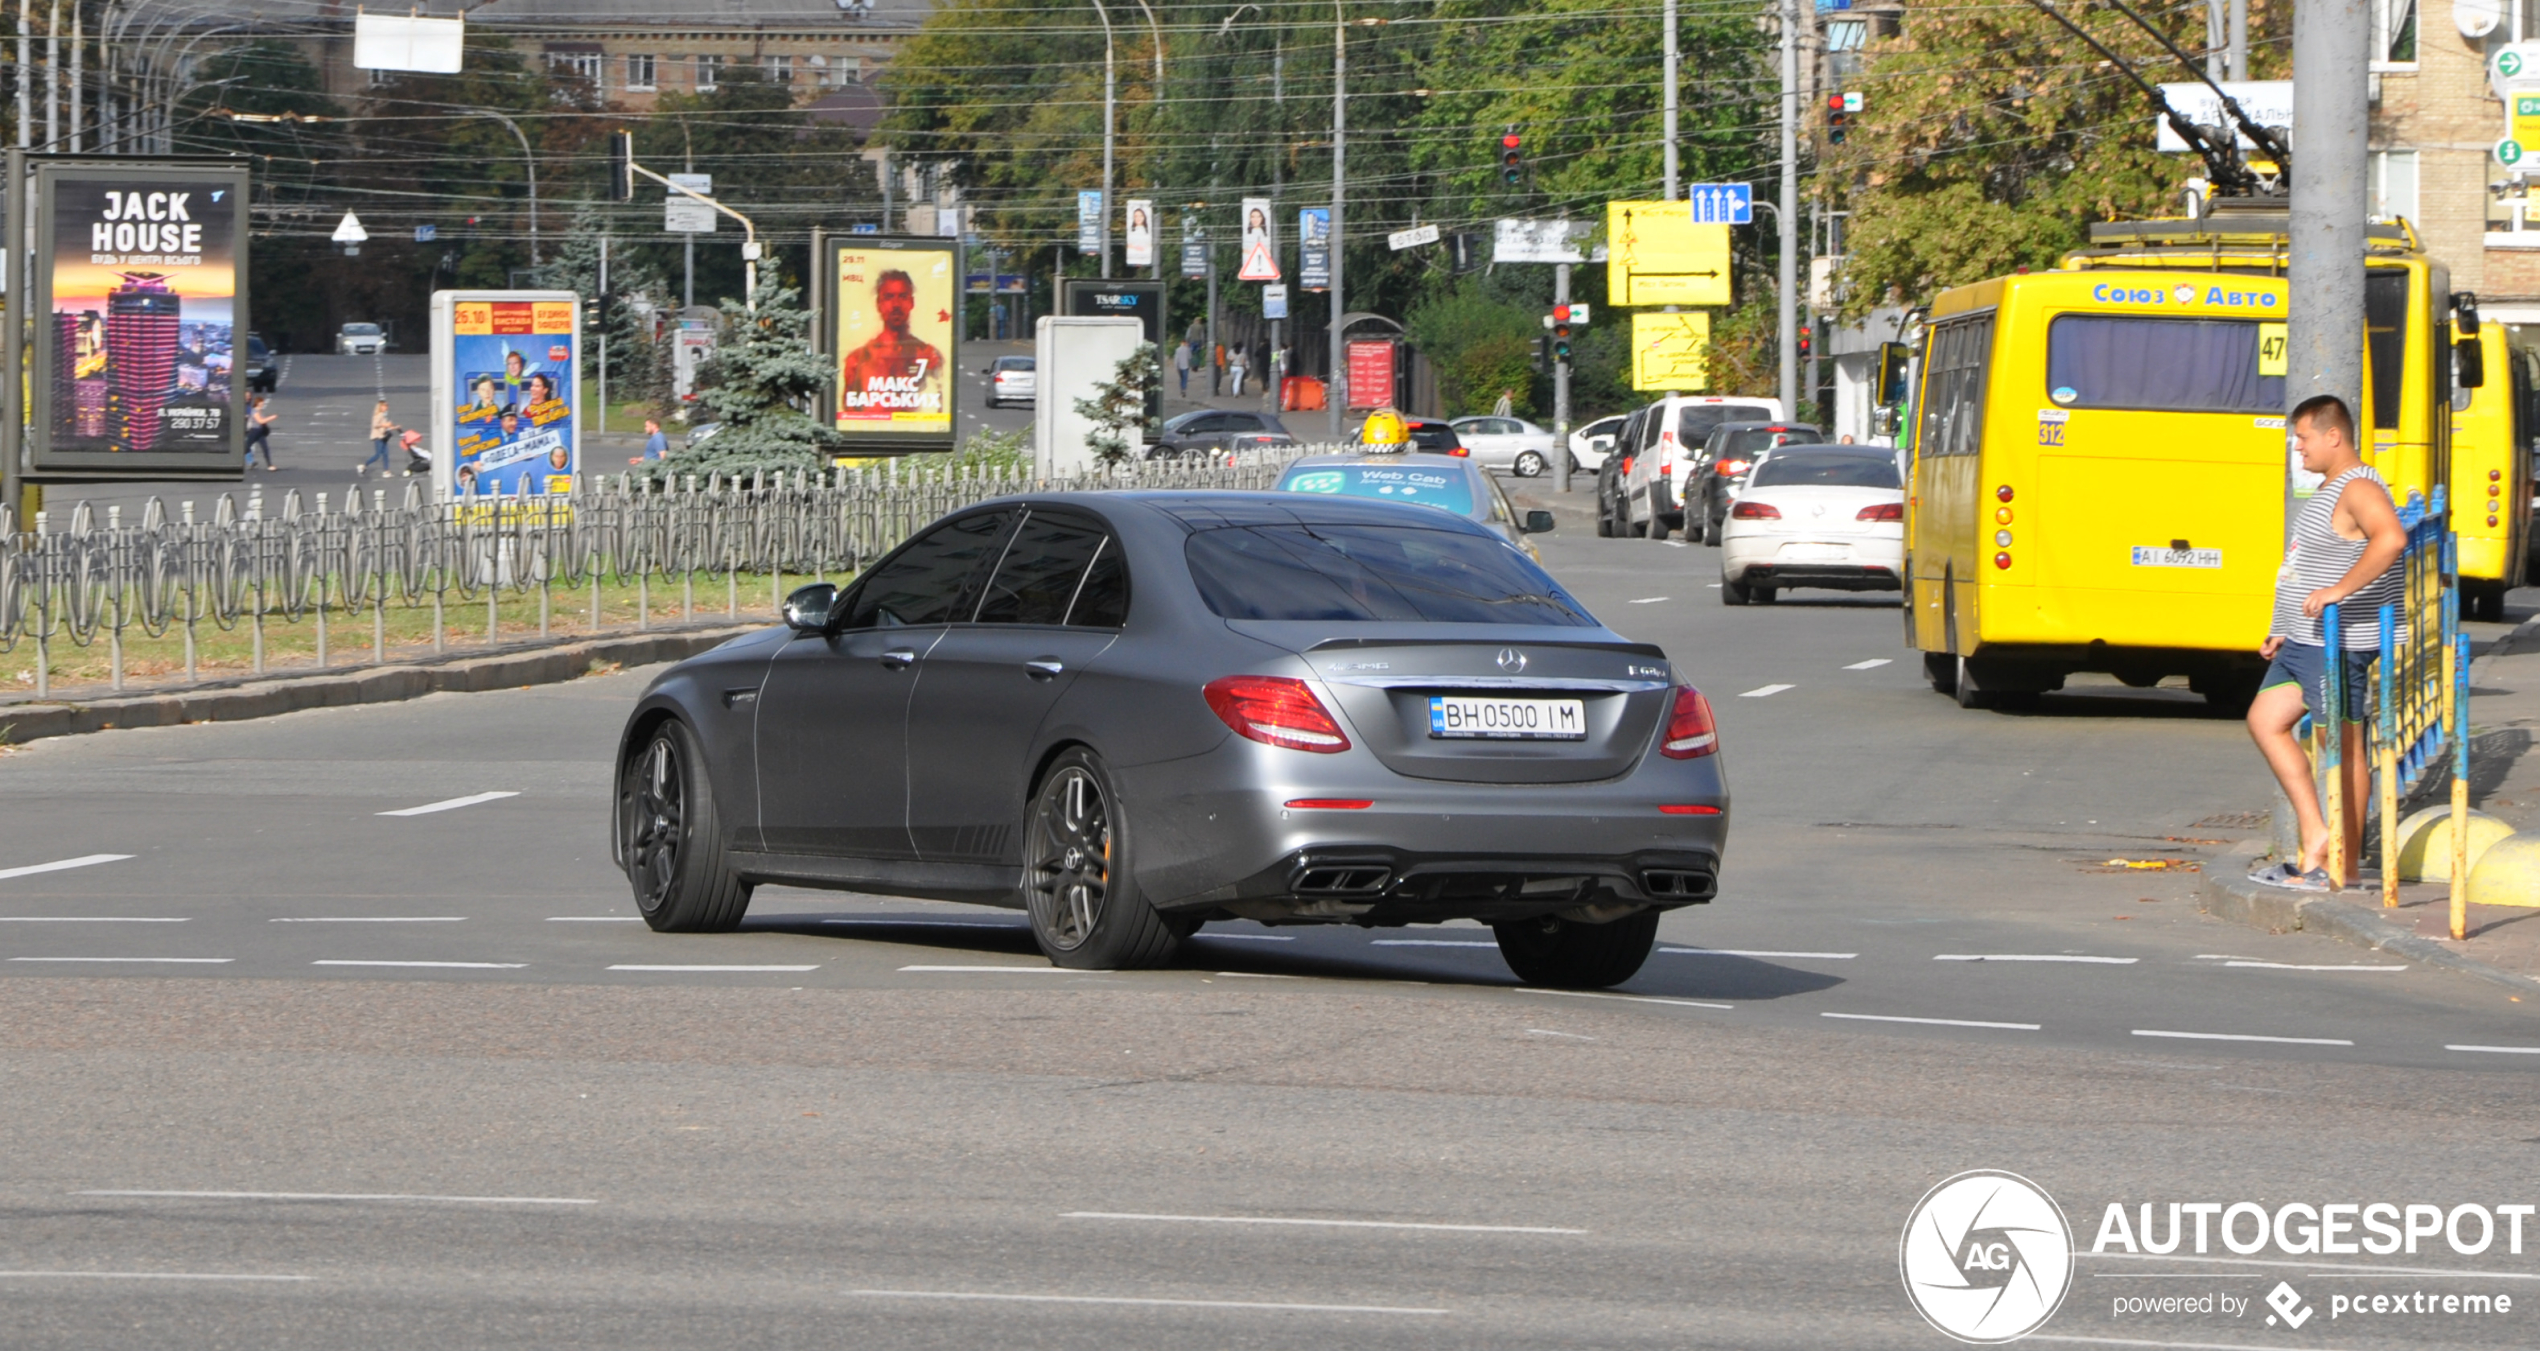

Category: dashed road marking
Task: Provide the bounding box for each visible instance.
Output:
[2132,1029,2354,1046]
[1823,1012,2040,1031]
[611,964,821,973]
[1370,939,1496,948]
[1935,954,2138,965]
[273,917,466,924]
[846,1289,1449,1316]
[79,1190,593,1207]
[311,960,527,970]
[1659,947,1856,959]
[1515,988,1733,1010]
[2221,961,2406,972]
[1628,596,1670,604]
[9,957,231,964]
[0,1271,313,1283]
[1739,684,1794,698]
[377,791,519,817]
[1844,658,1893,670]
[896,964,1067,974]
[1061,1211,1586,1235]
[2445,1044,2540,1054]
[0,917,186,923]
[0,853,134,881]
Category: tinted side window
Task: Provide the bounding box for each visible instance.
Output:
[976,510,1110,625]
[839,510,1012,629]
[2365,267,2409,431]
[1067,540,1131,627]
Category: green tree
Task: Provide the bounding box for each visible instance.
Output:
[663,276,843,477]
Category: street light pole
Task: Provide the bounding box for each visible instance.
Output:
[1777,0,1798,413]
[1327,0,1345,441]
[465,109,540,266]
[1090,0,1116,279]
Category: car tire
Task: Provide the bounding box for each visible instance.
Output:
[1645,487,1671,541]
[1513,450,1547,478]
[1024,748,1181,971]
[1721,572,1751,606]
[1923,651,1958,695]
[1492,910,1660,989]
[1595,499,1616,538]
[620,719,753,933]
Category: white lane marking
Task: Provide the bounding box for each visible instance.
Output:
[846,1289,1447,1316]
[0,917,186,923]
[0,853,134,881]
[1935,954,2139,965]
[1515,988,1733,1010]
[1739,684,1794,698]
[1193,933,1295,942]
[1664,539,1687,549]
[0,1270,312,1283]
[816,919,1021,929]
[9,957,231,964]
[547,916,643,922]
[1061,1211,1585,1235]
[2222,960,2407,972]
[376,791,520,817]
[2446,1043,2540,1054]
[612,964,821,973]
[1525,1029,1597,1041]
[2132,1029,2354,1046]
[2082,1248,2540,1279]
[1843,658,1893,670]
[1823,1012,2040,1031]
[1370,939,1496,948]
[1706,583,1722,588]
[1659,947,1856,959]
[1628,596,1670,604]
[1214,971,1303,979]
[311,961,527,970]
[273,917,466,924]
[2031,1337,2325,1351]
[896,965,1066,974]
[79,1190,593,1206]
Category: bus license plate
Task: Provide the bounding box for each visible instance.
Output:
[2130,546,2222,569]
[1428,696,1586,740]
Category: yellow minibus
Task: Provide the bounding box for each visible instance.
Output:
[2450,317,2534,623]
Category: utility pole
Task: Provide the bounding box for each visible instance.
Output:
[1554,261,1572,493]
[47,0,59,151]
[1662,0,1678,200]
[1326,0,1345,442]
[16,4,28,150]
[2228,0,2248,81]
[67,0,77,153]
[2205,0,2224,81]
[1777,0,1798,413]
[1269,31,1283,406]
[1092,0,1117,279]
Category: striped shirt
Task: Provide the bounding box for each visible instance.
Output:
[2270,466,2403,650]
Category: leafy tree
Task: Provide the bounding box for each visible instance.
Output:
[1405,281,1541,417]
[1075,343,1162,467]
[661,276,842,477]
[541,208,673,409]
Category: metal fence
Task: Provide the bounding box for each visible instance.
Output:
[0,448,1316,700]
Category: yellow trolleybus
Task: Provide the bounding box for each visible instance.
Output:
[1906,211,2473,710]
[2450,316,2535,622]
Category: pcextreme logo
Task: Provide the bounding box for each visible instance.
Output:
[1900,1171,2075,1343]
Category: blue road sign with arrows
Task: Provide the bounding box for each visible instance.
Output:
[1687,183,1753,225]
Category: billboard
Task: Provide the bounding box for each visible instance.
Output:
[1124,198,1154,268]
[1606,201,1731,308]
[1238,197,1279,280]
[1631,311,1711,391]
[29,161,250,478]
[429,291,580,499]
[825,236,959,453]
[1299,208,1331,291]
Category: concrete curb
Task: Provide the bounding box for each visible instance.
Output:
[2199,840,2540,996]
[0,625,756,746]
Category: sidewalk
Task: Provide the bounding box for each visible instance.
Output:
[2200,613,2540,993]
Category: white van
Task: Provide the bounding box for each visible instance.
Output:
[1615,393,1785,539]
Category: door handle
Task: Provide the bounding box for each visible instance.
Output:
[1024,658,1064,679]
[880,648,917,670]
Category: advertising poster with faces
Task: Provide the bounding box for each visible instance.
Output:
[450,299,577,496]
[833,243,956,442]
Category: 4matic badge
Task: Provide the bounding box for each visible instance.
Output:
[1900,1170,2075,1343]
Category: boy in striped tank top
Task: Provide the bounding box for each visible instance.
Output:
[2248,395,2408,891]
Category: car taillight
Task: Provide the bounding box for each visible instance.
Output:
[1204,675,1352,753]
[1660,686,1718,759]
[1447,446,1469,456]
[1857,502,1904,521]
[1731,500,1781,519]
[1718,459,1751,477]
[1620,456,1634,474]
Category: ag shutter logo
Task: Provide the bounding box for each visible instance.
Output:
[1901,1170,2075,1343]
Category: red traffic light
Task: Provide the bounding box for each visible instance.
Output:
[1552,303,1571,321]
[1828,94,1845,111]
[1501,133,1521,149]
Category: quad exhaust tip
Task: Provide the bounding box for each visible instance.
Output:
[1291,865,1393,896]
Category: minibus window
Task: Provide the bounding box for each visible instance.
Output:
[2044,316,2285,414]
[2365,269,2409,430]
[1917,316,1993,458]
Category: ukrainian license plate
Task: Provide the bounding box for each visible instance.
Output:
[2130,546,2222,569]
[1783,542,1850,561]
[1427,696,1587,740]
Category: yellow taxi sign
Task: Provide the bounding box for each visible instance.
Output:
[1631,311,1711,390]
[1606,200,1731,308]
[2258,322,2288,377]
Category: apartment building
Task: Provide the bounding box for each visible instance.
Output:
[2371,7,2540,323]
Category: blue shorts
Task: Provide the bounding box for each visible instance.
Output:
[2262,642,2375,723]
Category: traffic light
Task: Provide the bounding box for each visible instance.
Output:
[1500,131,1522,187]
[1530,335,1548,369]
[1797,323,1814,362]
[609,130,634,202]
[1826,94,1849,145]
[1550,302,1576,362]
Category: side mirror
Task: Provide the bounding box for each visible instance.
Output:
[2458,332,2487,391]
[782,582,838,634]
[1877,341,1912,407]
[1523,509,1557,534]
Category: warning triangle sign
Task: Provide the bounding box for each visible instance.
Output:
[1238,239,1281,282]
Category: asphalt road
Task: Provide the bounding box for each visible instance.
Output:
[1,518,2535,1349]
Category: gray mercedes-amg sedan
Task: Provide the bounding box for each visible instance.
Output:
[614,491,1728,988]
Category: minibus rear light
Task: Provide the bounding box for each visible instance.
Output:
[1994,552,2013,570]
[1996,485,2015,502]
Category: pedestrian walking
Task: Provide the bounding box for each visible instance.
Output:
[244,394,278,470]
[1174,341,1193,397]
[1228,348,1248,397]
[2246,394,2407,891]
[360,399,395,476]
[628,417,670,465]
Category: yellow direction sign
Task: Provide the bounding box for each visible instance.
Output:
[1607,200,1731,307]
[1632,311,1711,391]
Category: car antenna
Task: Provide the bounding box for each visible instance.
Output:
[2018,0,2257,199]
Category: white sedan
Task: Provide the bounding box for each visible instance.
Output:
[1448,416,1559,476]
[1568,414,1626,472]
[1717,446,1905,605]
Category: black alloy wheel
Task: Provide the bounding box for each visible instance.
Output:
[619,720,751,932]
[1024,750,1180,969]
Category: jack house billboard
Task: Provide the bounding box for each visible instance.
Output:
[29,160,250,478]
[824,235,959,455]
[428,290,580,499]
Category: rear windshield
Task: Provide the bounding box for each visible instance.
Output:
[2045,316,2286,413]
[1722,427,1813,457]
[1407,423,1461,451]
[1186,524,1595,626]
[1750,452,1901,488]
[994,356,1034,371]
[1678,404,1774,444]
[1276,463,1475,516]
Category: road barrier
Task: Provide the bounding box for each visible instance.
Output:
[2320,487,2471,935]
[0,450,1310,700]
